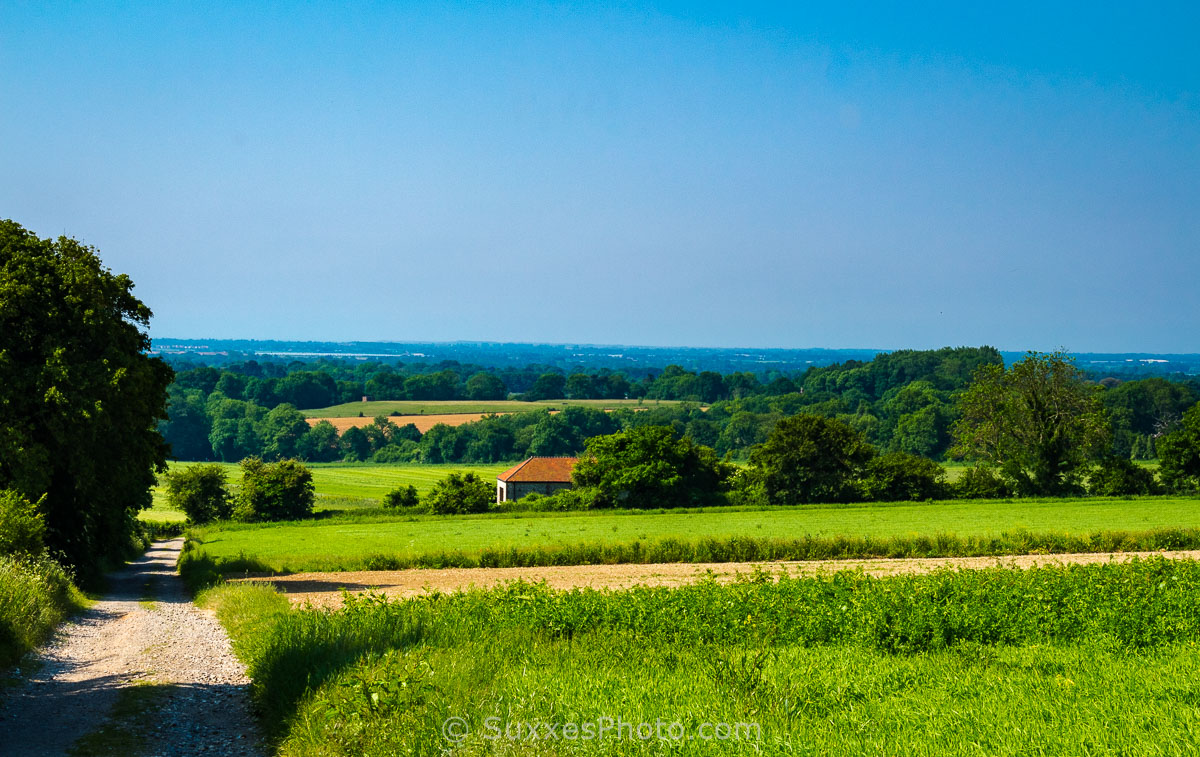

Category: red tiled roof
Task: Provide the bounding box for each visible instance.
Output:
[497,456,578,483]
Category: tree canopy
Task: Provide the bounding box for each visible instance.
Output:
[0,220,172,574]
[748,414,876,504]
[572,425,733,508]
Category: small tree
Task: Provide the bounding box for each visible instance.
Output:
[572,426,734,508]
[233,458,314,522]
[426,472,492,515]
[861,452,948,502]
[749,414,875,505]
[382,484,420,510]
[165,464,231,524]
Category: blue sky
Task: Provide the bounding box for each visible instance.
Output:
[2,2,1197,351]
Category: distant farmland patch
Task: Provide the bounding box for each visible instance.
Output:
[303,398,680,418]
[307,414,491,433]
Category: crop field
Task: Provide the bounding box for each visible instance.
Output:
[306,413,492,434]
[187,495,1200,573]
[143,462,509,523]
[202,557,1200,755]
[303,398,680,418]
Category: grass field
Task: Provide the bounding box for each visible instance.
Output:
[188,495,1200,572]
[303,398,681,418]
[203,558,1200,755]
[143,462,510,523]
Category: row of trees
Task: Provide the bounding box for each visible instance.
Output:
[162,347,1198,465]
[168,352,1200,527]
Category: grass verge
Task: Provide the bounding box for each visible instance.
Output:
[0,554,89,669]
[204,557,1200,755]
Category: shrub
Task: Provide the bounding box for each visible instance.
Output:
[1089,456,1161,496]
[372,441,421,463]
[426,473,492,515]
[0,489,45,557]
[953,466,1011,499]
[382,485,419,510]
[165,464,232,524]
[861,452,949,501]
[232,458,315,522]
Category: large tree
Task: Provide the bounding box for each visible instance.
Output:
[0,220,172,576]
[950,351,1108,495]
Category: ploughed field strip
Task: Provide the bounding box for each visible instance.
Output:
[0,540,263,757]
[238,549,1200,608]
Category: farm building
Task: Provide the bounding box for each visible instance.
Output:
[496,456,577,503]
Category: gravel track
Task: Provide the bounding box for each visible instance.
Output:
[0,539,263,756]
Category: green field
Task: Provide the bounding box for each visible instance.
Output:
[144,462,510,523]
[190,495,1200,572]
[203,558,1200,755]
[302,398,682,418]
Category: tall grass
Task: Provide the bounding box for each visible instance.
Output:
[0,554,88,667]
[181,525,1200,578]
[205,558,1200,755]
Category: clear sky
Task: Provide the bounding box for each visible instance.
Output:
[3,2,1197,352]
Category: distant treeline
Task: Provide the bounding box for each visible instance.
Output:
[159,346,1200,465]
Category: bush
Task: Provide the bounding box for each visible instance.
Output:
[953,466,1011,499]
[382,485,420,510]
[426,473,492,515]
[0,489,45,557]
[165,464,232,524]
[1089,457,1161,496]
[232,458,315,522]
[861,452,949,501]
[371,441,420,464]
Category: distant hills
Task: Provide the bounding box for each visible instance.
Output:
[150,339,1200,377]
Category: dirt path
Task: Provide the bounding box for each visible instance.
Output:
[242,549,1200,608]
[0,539,263,757]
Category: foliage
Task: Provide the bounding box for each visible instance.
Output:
[1089,457,1161,496]
[0,220,173,575]
[861,452,949,501]
[425,472,492,515]
[164,464,231,524]
[952,466,1012,499]
[749,414,876,504]
[382,484,419,510]
[951,352,1110,496]
[0,553,87,668]
[233,458,315,522]
[1157,403,1200,492]
[572,426,734,508]
[0,489,46,557]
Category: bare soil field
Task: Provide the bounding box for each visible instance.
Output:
[306,413,493,433]
[237,549,1200,608]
